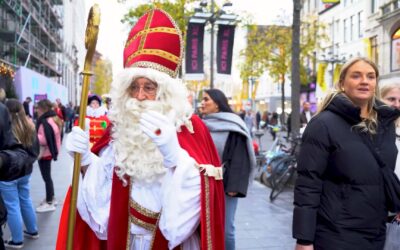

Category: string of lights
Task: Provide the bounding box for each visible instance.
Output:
[0,64,15,79]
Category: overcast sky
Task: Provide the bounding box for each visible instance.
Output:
[89,0,293,77]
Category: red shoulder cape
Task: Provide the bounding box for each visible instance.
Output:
[56,115,225,250]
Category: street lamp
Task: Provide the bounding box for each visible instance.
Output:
[189,0,237,89]
[248,76,256,110]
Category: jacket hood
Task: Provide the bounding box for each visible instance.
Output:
[326,93,400,126]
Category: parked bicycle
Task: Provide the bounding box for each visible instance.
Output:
[269,135,302,201]
[256,125,287,187]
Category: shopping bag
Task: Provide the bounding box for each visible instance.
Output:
[384,220,400,250]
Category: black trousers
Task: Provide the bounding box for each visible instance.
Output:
[38,159,54,203]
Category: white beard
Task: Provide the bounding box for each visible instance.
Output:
[110,98,169,184]
[108,67,194,184]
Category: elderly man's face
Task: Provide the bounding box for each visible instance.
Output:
[128,77,158,101]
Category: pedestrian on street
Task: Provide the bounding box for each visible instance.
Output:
[22,97,32,118]
[1,99,40,249]
[381,82,400,177]
[35,99,61,213]
[0,94,38,250]
[200,88,256,250]
[299,101,315,127]
[244,109,255,137]
[269,112,279,140]
[56,8,225,250]
[293,57,400,250]
[85,94,110,147]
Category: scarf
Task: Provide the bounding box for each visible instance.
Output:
[36,110,58,161]
[202,112,257,182]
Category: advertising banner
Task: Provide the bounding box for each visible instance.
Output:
[216,24,235,75]
[185,22,205,77]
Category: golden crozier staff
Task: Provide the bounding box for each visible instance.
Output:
[67,4,100,250]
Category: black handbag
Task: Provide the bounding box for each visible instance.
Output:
[361,134,400,212]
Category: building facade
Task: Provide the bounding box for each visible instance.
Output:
[0,0,87,105]
[302,0,400,95]
[0,0,63,78]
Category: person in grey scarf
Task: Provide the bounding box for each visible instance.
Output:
[200,89,256,250]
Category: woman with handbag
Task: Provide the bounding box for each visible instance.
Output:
[35,99,61,213]
[0,99,40,248]
[199,89,256,250]
[293,57,400,250]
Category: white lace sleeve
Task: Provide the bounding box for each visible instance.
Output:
[77,144,115,240]
[159,149,201,249]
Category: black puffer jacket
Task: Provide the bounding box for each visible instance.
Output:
[293,94,400,250]
[0,102,37,180]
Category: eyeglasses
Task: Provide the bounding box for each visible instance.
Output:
[129,83,158,96]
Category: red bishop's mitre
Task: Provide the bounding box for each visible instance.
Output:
[123,9,183,78]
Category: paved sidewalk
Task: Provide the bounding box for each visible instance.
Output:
[2,130,296,249]
[236,181,295,249]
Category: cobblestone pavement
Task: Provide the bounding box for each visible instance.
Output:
[2,129,295,249]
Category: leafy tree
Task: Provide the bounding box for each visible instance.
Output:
[240,14,327,118]
[92,58,112,96]
[121,0,197,38]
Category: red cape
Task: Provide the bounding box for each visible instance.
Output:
[56,115,225,250]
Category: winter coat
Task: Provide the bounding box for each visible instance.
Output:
[293,94,400,250]
[37,116,61,160]
[0,102,36,180]
[203,112,256,197]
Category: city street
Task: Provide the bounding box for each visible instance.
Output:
[3,130,295,249]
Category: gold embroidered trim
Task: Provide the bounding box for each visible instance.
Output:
[126,179,133,250]
[204,175,212,250]
[129,199,160,219]
[156,8,184,79]
[129,61,176,78]
[125,27,178,48]
[126,48,179,66]
[130,215,157,231]
[138,9,154,51]
[148,209,162,249]
[123,8,183,78]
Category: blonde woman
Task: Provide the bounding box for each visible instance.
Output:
[381,83,400,178]
[293,57,400,250]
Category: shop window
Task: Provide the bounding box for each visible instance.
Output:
[391,28,400,71]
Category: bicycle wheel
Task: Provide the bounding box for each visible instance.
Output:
[260,155,284,188]
[261,171,272,188]
[269,163,294,201]
[268,156,290,188]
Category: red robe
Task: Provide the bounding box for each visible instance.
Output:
[56,115,225,250]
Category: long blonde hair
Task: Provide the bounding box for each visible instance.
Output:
[317,57,379,134]
[5,99,35,147]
